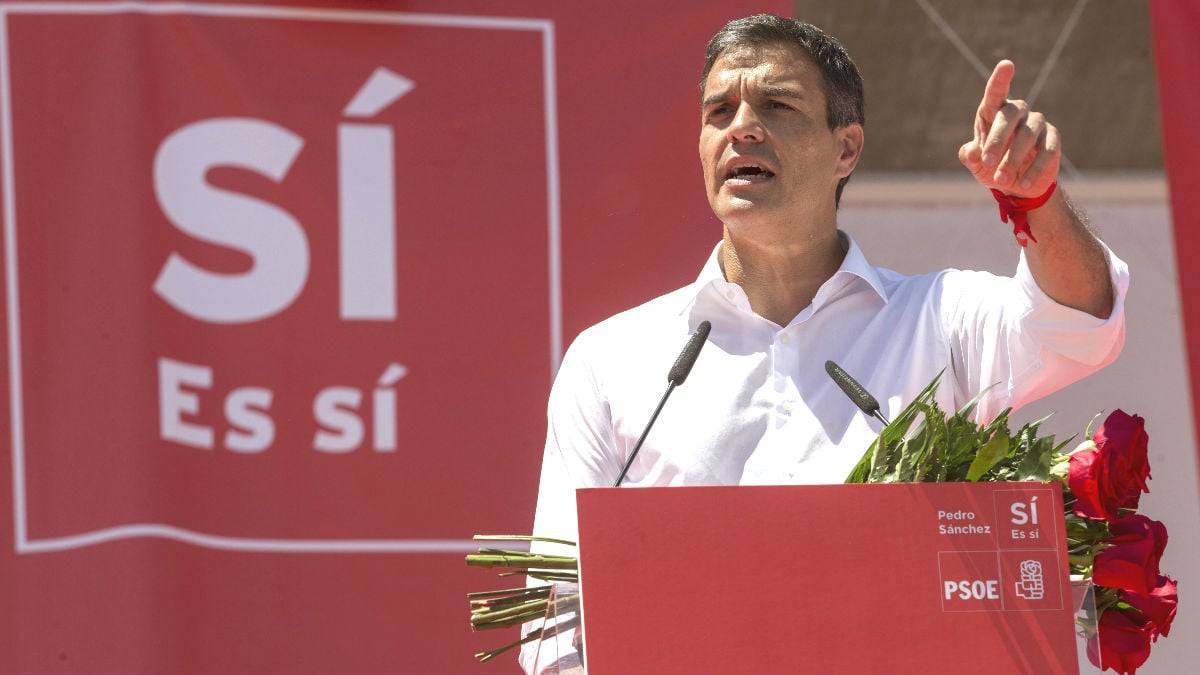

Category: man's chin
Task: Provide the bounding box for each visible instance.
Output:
[712,196,775,223]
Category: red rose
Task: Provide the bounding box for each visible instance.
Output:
[1093,514,1168,593]
[1088,608,1153,675]
[1120,575,1178,639]
[1069,410,1151,520]
[1069,447,1108,518]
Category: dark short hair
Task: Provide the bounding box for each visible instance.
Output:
[701,14,865,203]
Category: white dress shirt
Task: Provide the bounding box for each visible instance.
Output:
[534,232,1127,538]
[519,231,1127,673]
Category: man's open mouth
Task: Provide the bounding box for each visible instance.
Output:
[725,165,776,181]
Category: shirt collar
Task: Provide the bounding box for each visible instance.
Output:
[829,230,890,304]
[677,230,891,316]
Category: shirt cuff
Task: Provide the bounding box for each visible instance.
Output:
[1013,241,1129,367]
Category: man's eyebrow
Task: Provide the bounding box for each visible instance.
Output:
[701,85,806,108]
[701,91,731,108]
[759,85,805,100]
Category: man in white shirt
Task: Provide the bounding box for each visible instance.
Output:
[520,14,1126,673]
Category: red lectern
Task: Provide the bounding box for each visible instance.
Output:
[576,482,1079,675]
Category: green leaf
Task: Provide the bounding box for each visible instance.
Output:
[966,432,1008,481]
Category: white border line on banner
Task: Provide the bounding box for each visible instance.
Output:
[0,2,560,555]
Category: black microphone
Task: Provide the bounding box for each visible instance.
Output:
[667,321,710,386]
[613,321,711,487]
[825,360,890,426]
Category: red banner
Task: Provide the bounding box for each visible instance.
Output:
[1150,1,1200,481]
[0,1,785,672]
[10,5,559,549]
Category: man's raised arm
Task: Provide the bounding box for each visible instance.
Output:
[958,60,1115,319]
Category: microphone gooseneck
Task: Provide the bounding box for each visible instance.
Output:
[613,321,712,487]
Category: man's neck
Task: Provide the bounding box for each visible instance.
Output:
[719,225,847,328]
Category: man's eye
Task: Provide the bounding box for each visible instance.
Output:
[706,105,732,119]
[769,100,793,110]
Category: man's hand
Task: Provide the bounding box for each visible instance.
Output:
[959,60,1059,198]
[956,60,1114,319]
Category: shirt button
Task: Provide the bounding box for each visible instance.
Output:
[781,400,795,413]
[779,333,790,344]
[726,289,736,300]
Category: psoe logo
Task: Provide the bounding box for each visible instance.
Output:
[1013,559,1045,600]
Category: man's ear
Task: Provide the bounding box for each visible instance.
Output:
[835,123,864,179]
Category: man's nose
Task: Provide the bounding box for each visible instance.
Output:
[728,102,764,143]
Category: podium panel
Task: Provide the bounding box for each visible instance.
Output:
[577,483,1077,675]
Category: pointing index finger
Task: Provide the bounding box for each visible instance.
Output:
[979,60,1016,115]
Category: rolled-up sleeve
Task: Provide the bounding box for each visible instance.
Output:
[942,242,1128,422]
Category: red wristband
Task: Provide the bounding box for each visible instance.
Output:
[990,181,1057,247]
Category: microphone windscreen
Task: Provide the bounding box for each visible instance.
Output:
[825,360,881,416]
[667,320,711,386]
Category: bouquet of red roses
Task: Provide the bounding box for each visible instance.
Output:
[1062,411,1178,674]
[845,378,1178,675]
